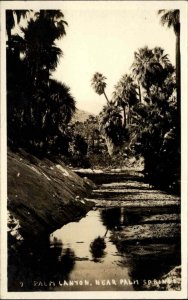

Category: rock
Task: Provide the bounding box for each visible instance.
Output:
[7,149,95,238]
[7,211,23,240]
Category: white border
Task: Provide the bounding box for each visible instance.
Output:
[0,1,187,299]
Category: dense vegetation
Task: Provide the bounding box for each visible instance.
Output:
[90,10,180,193]
[7,9,180,193]
[7,10,76,158]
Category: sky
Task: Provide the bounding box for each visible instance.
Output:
[52,3,176,115]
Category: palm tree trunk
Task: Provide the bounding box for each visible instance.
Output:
[176,27,181,158]
[103,90,110,105]
[128,107,132,125]
[138,85,142,103]
[176,30,181,118]
[123,106,126,128]
[7,28,11,45]
[104,134,115,156]
[104,229,108,237]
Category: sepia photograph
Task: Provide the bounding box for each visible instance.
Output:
[0,1,187,299]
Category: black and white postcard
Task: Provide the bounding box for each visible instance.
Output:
[0,1,187,299]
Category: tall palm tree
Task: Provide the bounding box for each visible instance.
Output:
[39,10,67,39]
[21,10,67,84]
[6,10,71,155]
[6,10,30,42]
[150,47,174,90]
[91,72,110,104]
[131,46,154,101]
[158,10,180,115]
[113,74,138,127]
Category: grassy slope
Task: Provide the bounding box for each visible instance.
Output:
[7,149,94,238]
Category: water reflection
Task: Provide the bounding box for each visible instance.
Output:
[90,236,106,262]
[8,207,181,292]
[8,234,76,291]
[100,207,181,290]
[100,206,180,227]
[100,207,122,231]
[115,243,181,290]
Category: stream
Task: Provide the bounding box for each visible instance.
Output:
[8,170,181,291]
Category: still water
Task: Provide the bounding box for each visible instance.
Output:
[50,209,133,291]
[8,206,180,291]
[50,207,180,291]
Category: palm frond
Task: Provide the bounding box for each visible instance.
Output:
[158,9,180,33]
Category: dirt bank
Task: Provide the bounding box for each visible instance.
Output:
[7,149,95,239]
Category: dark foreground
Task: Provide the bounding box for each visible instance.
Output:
[8,169,181,291]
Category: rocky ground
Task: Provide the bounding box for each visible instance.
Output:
[7,149,95,239]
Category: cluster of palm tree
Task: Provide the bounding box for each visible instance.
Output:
[91,10,180,117]
[91,10,180,191]
[113,74,138,128]
[131,46,174,101]
[91,46,174,153]
[7,10,76,157]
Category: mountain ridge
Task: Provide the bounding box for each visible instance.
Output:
[71,108,94,123]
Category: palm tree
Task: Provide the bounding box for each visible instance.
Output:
[6,10,30,42]
[48,79,76,126]
[39,10,67,39]
[152,46,170,68]
[99,104,124,155]
[131,46,173,102]
[113,74,138,127]
[6,10,72,155]
[21,10,67,84]
[158,10,180,115]
[91,72,110,104]
[22,79,75,154]
[150,47,174,91]
[131,46,154,101]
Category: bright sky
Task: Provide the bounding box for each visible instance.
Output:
[52,3,176,115]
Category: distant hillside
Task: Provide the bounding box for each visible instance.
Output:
[71,109,94,123]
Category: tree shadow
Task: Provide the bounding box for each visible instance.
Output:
[89,236,106,262]
[8,234,76,291]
